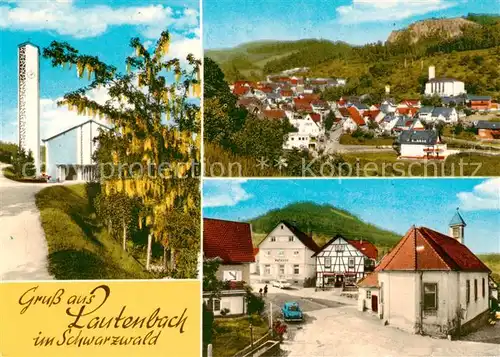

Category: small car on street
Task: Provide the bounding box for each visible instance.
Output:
[281,301,303,322]
[271,279,291,289]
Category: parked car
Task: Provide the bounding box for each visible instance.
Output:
[272,279,291,289]
[281,301,303,322]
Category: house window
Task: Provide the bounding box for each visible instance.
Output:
[423,283,438,311]
[208,299,221,312]
[264,265,271,275]
[482,278,485,298]
[289,236,294,242]
[266,250,271,256]
[324,257,331,268]
[335,245,344,252]
[279,265,285,275]
[366,290,371,299]
[452,226,460,238]
[474,279,478,301]
[294,265,300,275]
[294,250,299,256]
[281,225,284,229]
[270,237,276,242]
[466,280,470,304]
[348,258,355,268]
[278,250,284,256]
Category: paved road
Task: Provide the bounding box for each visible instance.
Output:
[0,164,80,281]
[322,126,394,155]
[260,289,500,357]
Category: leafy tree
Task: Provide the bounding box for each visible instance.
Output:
[11,147,35,178]
[454,122,464,135]
[245,287,265,315]
[324,111,336,131]
[43,31,201,277]
[421,94,443,107]
[234,116,291,162]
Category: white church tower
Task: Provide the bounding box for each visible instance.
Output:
[17,42,41,176]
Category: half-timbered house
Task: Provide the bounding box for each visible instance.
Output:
[312,235,378,289]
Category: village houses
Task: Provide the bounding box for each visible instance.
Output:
[312,235,378,289]
[397,129,448,160]
[203,218,255,317]
[357,210,491,338]
[253,221,319,285]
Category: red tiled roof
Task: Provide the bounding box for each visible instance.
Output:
[357,272,379,288]
[347,239,378,260]
[363,109,381,120]
[263,110,286,119]
[253,247,259,256]
[233,86,250,96]
[376,226,491,272]
[397,107,418,116]
[260,86,273,93]
[281,90,293,97]
[347,106,366,126]
[313,236,377,259]
[308,113,321,123]
[338,107,350,117]
[203,218,255,264]
[294,98,313,111]
[300,93,321,101]
[401,99,420,106]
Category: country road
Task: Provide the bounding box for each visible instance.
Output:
[0,164,81,281]
[256,287,500,357]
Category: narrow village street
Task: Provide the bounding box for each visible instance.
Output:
[0,163,79,280]
[253,283,500,357]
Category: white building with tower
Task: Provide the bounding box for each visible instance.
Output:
[43,119,110,182]
[358,210,492,338]
[17,42,41,175]
[424,66,466,97]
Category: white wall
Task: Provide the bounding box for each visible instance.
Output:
[203,293,246,316]
[258,223,316,282]
[358,287,379,312]
[284,132,312,150]
[379,270,489,336]
[217,264,250,284]
[379,271,419,333]
[18,43,40,175]
[425,81,465,97]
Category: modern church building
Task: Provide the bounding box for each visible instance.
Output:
[17,41,110,182]
[43,119,110,182]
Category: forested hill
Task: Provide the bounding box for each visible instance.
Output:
[249,202,401,250]
[205,13,500,100]
[205,39,351,82]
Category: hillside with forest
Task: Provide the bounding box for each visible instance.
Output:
[206,13,500,100]
[249,202,401,253]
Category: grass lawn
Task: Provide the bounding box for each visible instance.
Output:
[478,254,500,283]
[2,166,46,183]
[341,152,500,176]
[339,135,395,146]
[212,315,269,357]
[443,127,477,141]
[35,184,151,280]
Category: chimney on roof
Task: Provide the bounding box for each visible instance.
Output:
[428,66,435,81]
[449,208,466,244]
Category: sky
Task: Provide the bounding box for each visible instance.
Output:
[0,0,201,143]
[204,0,499,49]
[203,178,500,254]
